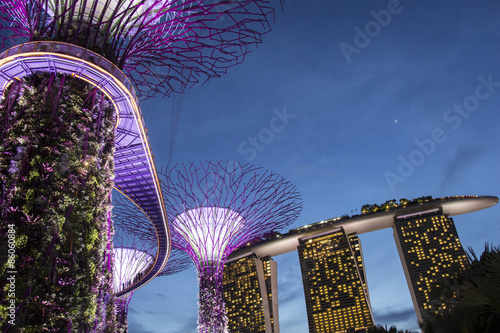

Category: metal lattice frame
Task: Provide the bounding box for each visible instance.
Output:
[0,0,281,98]
[112,214,191,330]
[163,161,302,264]
[113,202,191,283]
[0,42,170,295]
[113,247,155,295]
[113,190,164,247]
[163,161,302,332]
[112,246,189,294]
[112,244,190,329]
[113,161,302,332]
[0,0,283,297]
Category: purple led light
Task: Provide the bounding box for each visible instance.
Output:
[174,207,245,264]
[112,190,192,278]
[1,0,283,296]
[113,161,302,332]
[0,0,281,98]
[113,247,155,294]
[162,161,302,332]
[111,221,191,331]
[1,1,283,328]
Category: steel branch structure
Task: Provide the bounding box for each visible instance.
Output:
[113,222,190,331]
[113,247,155,330]
[0,0,281,98]
[112,210,191,281]
[0,0,282,329]
[113,246,190,331]
[113,190,166,247]
[162,161,302,333]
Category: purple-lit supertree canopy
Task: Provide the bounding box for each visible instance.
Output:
[113,247,155,331]
[112,222,190,332]
[0,0,280,98]
[163,161,302,333]
[0,1,282,330]
[112,248,190,332]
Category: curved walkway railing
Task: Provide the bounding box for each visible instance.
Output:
[0,41,170,296]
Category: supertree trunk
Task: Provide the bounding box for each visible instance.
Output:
[0,73,116,331]
[114,293,132,333]
[198,263,228,333]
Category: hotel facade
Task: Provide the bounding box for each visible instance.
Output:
[223,255,279,332]
[393,210,469,322]
[224,195,498,332]
[298,229,373,332]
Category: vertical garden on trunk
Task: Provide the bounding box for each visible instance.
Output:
[0,73,116,332]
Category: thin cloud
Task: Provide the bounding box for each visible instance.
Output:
[440,146,488,190]
[278,265,304,304]
[171,316,198,333]
[372,307,419,331]
[373,307,415,323]
[128,319,156,333]
[155,292,167,299]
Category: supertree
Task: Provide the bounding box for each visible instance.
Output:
[113,248,154,328]
[162,161,302,333]
[0,0,282,330]
[113,247,190,331]
[112,222,190,332]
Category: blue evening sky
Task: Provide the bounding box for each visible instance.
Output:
[127,1,500,332]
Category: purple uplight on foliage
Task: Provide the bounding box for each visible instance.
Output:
[0,0,283,330]
[163,161,302,333]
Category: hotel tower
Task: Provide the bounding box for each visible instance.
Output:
[298,228,374,332]
[223,255,279,332]
[393,208,469,322]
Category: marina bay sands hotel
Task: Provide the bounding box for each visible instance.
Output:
[221,195,498,333]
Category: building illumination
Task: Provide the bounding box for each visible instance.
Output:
[298,228,374,332]
[223,255,279,333]
[393,212,469,322]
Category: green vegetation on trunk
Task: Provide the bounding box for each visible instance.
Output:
[0,74,117,332]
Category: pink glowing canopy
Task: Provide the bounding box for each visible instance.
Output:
[174,207,245,264]
[163,161,303,268]
[0,0,282,98]
[113,247,155,294]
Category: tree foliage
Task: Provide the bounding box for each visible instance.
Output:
[419,244,500,333]
[368,324,417,333]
